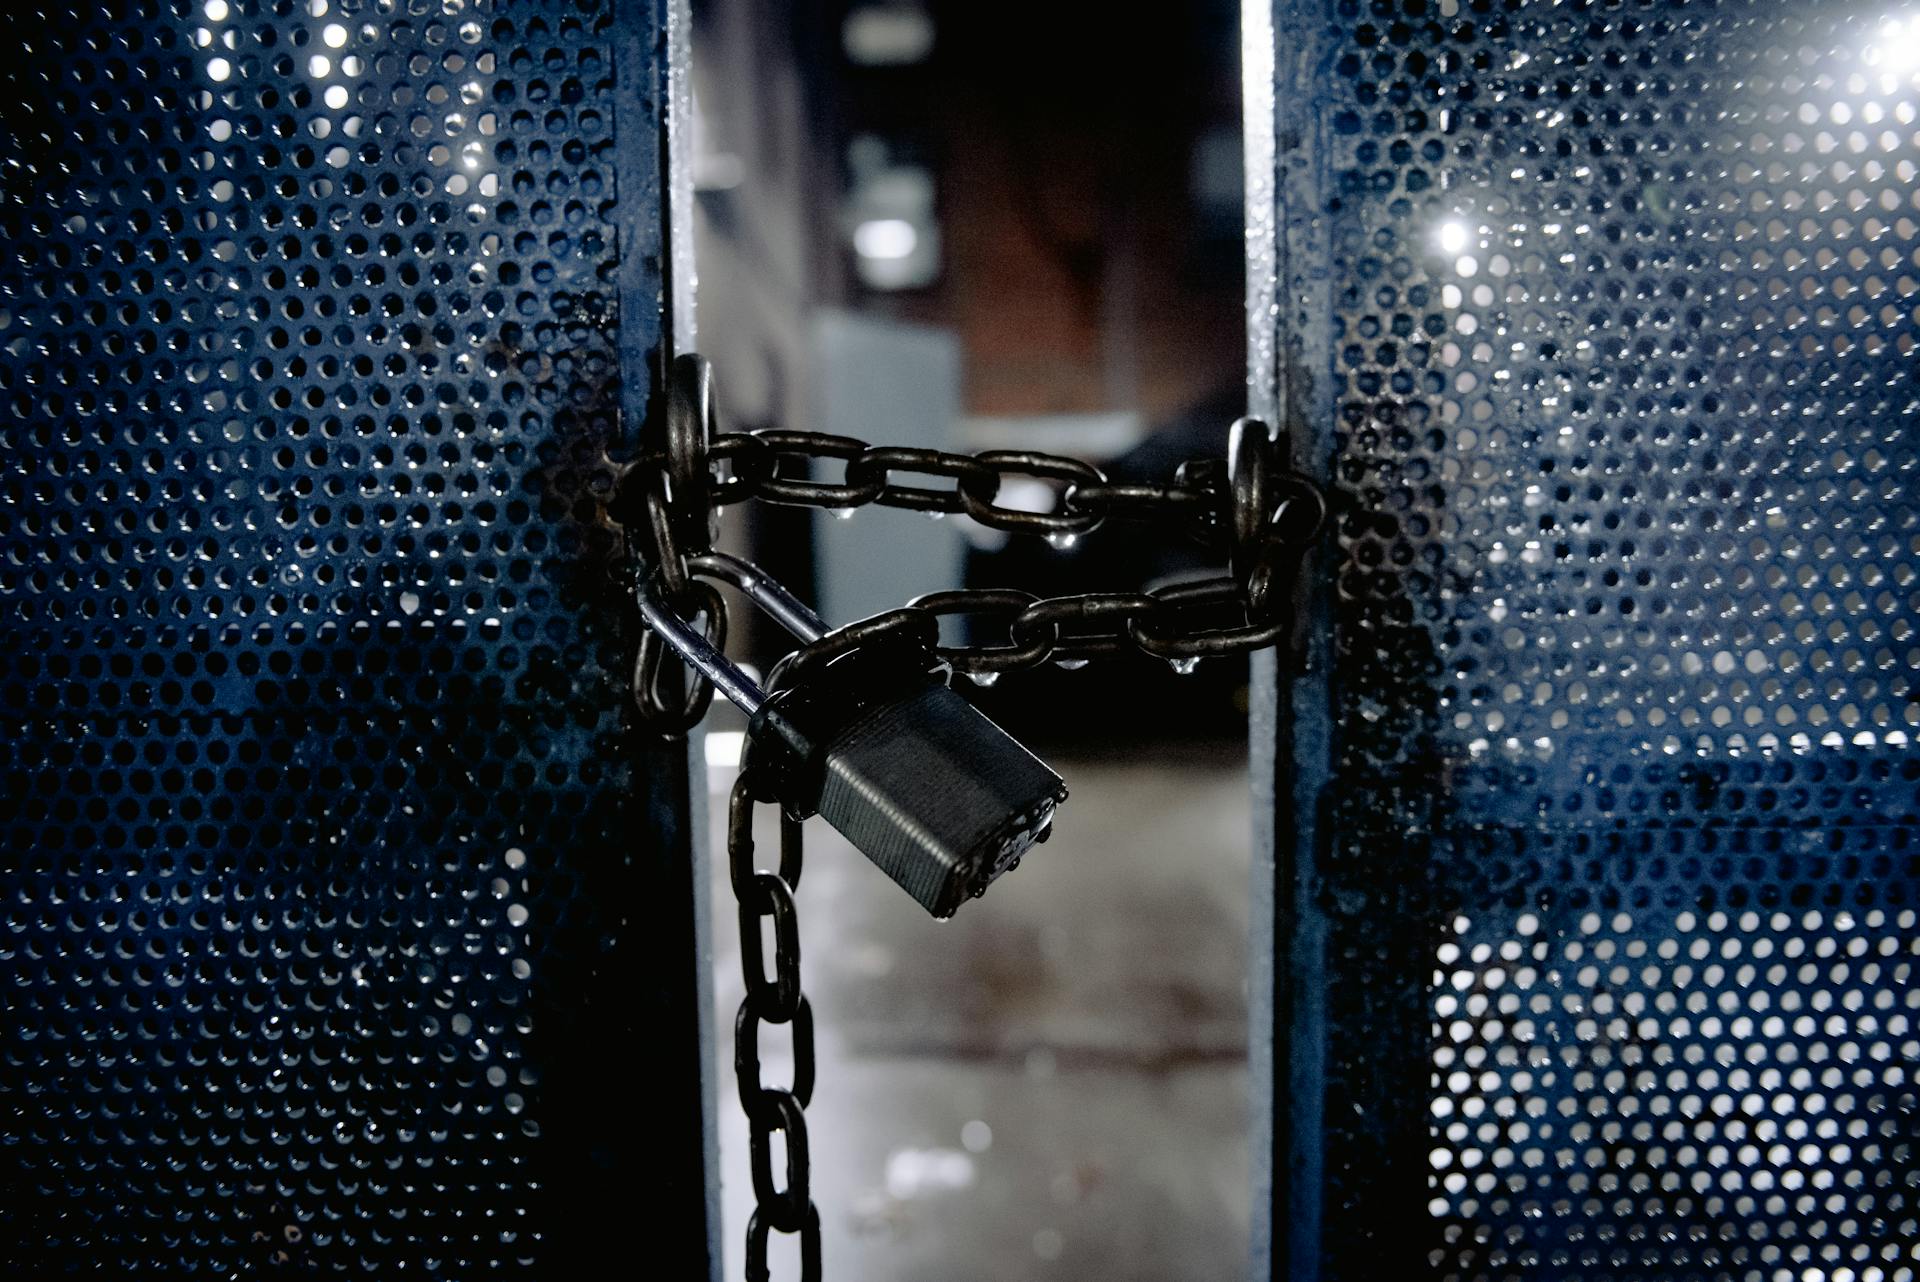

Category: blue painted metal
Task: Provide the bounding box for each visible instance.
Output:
[1251,1,1920,1277]
[0,0,711,1274]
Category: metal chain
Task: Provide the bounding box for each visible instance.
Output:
[624,418,1325,718]
[613,356,1321,1282]
[728,771,821,1282]
[703,429,1228,539]
[906,574,1290,674]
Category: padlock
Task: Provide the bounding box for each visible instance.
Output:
[638,553,1067,919]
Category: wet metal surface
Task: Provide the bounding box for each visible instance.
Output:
[0,0,711,1271]
[1253,3,1920,1277]
[711,742,1251,1280]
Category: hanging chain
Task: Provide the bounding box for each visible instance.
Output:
[611,354,1323,1281]
[728,772,821,1282]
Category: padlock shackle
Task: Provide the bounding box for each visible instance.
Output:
[637,577,769,716]
[688,550,829,644]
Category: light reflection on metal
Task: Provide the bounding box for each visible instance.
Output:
[1867,12,1920,75]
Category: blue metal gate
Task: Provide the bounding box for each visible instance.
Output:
[1251,1,1920,1278]
[0,0,712,1273]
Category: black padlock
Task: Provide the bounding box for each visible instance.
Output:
[749,631,1066,919]
[639,553,1066,919]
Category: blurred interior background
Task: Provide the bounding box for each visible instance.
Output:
[690,2,1257,1277]
[690,0,1251,738]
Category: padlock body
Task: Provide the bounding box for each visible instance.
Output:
[817,683,1065,919]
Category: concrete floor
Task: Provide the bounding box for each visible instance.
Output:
[709,742,1252,1281]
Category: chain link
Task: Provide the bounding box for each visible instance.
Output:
[728,773,821,1280]
[630,572,723,733]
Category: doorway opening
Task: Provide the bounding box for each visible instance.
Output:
[690,4,1254,1276]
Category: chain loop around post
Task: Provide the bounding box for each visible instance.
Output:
[662,351,720,558]
[620,358,1325,724]
[1226,417,1326,621]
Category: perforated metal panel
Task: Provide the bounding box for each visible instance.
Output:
[0,0,710,1274]
[1254,1,1920,1278]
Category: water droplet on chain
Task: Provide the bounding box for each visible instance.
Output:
[1167,657,1200,675]
[1053,657,1089,671]
[966,670,1000,688]
[1045,531,1078,551]
[828,507,855,521]
[925,510,946,521]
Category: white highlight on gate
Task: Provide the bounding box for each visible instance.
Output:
[1436,219,1481,276]
[1867,12,1920,74]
